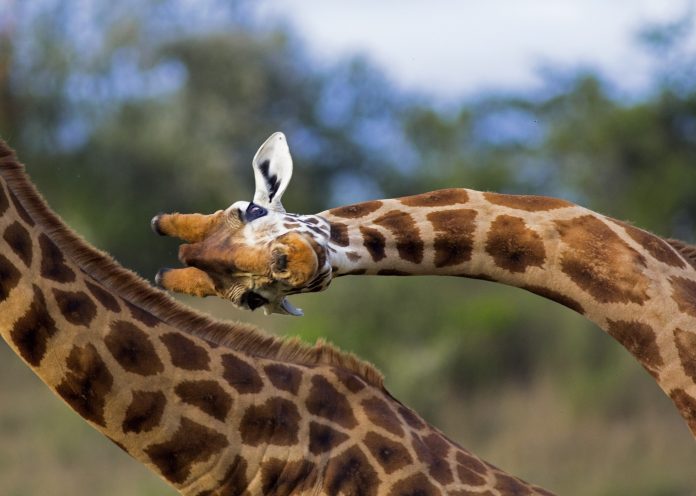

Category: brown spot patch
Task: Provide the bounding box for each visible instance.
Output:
[485,214,546,273]
[39,234,75,283]
[306,375,357,429]
[671,276,696,318]
[9,191,35,226]
[523,285,585,314]
[361,396,404,436]
[389,473,441,496]
[53,289,97,327]
[360,226,387,262]
[325,445,379,496]
[122,390,166,434]
[397,405,426,430]
[240,397,301,447]
[145,417,228,484]
[175,380,232,422]
[330,200,383,219]
[10,285,57,366]
[611,219,686,268]
[555,215,650,304]
[264,363,302,395]
[670,388,696,434]
[674,328,696,382]
[221,353,263,394]
[85,280,121,313]
[309,421,350,455]
[0,183,8,215]
[55,343,113,427]
[495,473,533,495]
[161,333,210,371]
[125,300,161,327]
[329,222,350,247]
[105,320,164,376]
[400,188,469,207]
[484,191,572,212]
[261,458,317,495]
[606,320,663,376]
[455,451,487,475]
[427,208,477,268]
[333,368,366,393]
[374,210,424,264]
[364,431,413,474]
[207,455,249,496]
[413,433,453,485]
[4,221,32,267]
[0,253,21,301]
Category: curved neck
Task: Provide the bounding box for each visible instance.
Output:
[321,188,696,435]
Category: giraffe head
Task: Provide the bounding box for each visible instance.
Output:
[152,133,333,316]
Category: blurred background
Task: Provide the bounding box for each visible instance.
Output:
[1,0,695,494]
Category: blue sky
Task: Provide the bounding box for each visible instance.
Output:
[254,0,694,98]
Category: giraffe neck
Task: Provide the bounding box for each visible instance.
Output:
[0,148,553,494]
[322,188,696,436]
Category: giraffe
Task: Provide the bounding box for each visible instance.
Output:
[153,132,696,440]
[0,140,555,494]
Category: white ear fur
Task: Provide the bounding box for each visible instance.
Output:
[252,132,293,212]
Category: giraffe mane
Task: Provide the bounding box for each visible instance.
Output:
[0,140,384,388]
[667,239,696,271]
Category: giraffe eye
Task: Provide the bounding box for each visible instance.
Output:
[245,202,267,222]
[242,291,268,310]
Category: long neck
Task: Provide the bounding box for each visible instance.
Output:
[322,188,696,435]
[0,150,554,494]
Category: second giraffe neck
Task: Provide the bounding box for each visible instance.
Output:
[321,187,696,434]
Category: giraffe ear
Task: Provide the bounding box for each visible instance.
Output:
[252,132,293,213]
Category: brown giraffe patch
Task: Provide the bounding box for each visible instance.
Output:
[495,473,533,495]
[400,188,469,207]
[360,225,387,262]
[329,222,350,247]
[670,276,696,318]
[522,285,585,314]
[455,451,487,475]
[145,417,228,484]
[10,285,57,366]
[456,463,486,486]
[9,191,35,226]
[674,328,696,382]
[261,458,318,495]
[361,396,404,437]
[330,200,383,219]
[105,320,164,376]
[555,215,650,304]
[606,320,663,376]
[485,214,546,273]
[221,353,264,394]
[84,280,121,313]
[363,431,413,474]
[0,253,21,301]
[55,343,113,427]
[161,332,210,371]
[611,219,686,268]
[306,375,358,429]
[0,183,8,215]
[427,208,477,268]
[125,300,161,327]
[309,421,350,455]
[4,221,32,267]
[374,210,424,264]
[263,363,302,395]
[333,368,366,393]
[397,405,426,430]
[413,433,453,485]
[202,455,249,496]
[122,390,167,434]
[389,472,442,496]
[39,234,75,283]
[175,380,233,422]
[240,397,301,447]
[52,289,97,327]
[670,388,696,434]
[484,191,573,212]
[325,445,379,496]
